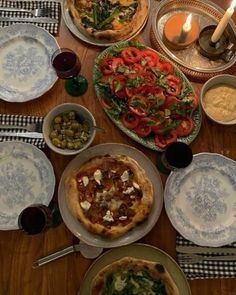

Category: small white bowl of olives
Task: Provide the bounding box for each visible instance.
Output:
[43,103,96,155]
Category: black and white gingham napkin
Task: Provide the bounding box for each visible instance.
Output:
[0,0,61,35]
[176,234,236,280]
[0,114,45,149]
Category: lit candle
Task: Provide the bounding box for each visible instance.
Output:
[211,0,236,43]
[178,14,192,43]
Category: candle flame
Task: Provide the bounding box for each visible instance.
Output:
[185,14,192,27]
[230,0,236,9]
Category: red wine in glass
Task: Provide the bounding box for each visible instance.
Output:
[18,204,52,235]
[51,48,88,96]
[52,48,81,79]
[162,142,193,170]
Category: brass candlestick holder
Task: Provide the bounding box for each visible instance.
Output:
[197,25,235,61]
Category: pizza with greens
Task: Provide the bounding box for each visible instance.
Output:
[67,0,148,41]
[91,256,179,295]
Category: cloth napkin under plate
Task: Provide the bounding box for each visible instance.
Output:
[176,234,236,279]
[0,114,45,149]
[0,0,61,35]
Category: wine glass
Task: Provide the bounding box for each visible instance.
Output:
[51,48,88,96]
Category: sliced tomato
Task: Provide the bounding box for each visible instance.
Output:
[140,49,159,68]
[147,115,165,134]
[183,94,199,111]
[165,74,181,96]
[100,97,112,110]
[154,130,177,149]
[134,118,152,137]
[100,57,124,75]
[156,61,173,74]
[111,75,127,98]
[100,57,114,75]
[175,116,194,137]
[120,111,140,129]
[127,63,144,79]
[121,47,142,64]
[163,96,181,110]
[142,71,156,84]
[128,96,150,117]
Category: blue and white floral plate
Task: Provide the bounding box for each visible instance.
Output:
[0,24,59,102]
[0,142,55,230]
[164,153,236,247]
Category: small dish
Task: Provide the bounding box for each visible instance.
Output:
[200,74,236,125]
[43,103,96,156]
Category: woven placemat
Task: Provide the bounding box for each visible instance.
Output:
[0,114,45,149]
[176,235,236,280]
[0,0,61,35]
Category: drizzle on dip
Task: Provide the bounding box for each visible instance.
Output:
[203,84,236,122]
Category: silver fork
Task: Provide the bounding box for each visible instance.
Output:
[0,7,52,17]
[178,253,236,264]
[0,122,42,133]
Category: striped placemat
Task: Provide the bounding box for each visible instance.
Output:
[0,0,61,35]
[0,114,45,149]
[176,235,236,279]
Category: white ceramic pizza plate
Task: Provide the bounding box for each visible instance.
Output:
[58,143,163,248]
[0,24,59,102]
[0,142,55,230]
[164,153,236,247]
[62,0,150,47]
[78,243,191,295]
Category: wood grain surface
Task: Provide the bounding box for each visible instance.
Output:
[0,0,236,294]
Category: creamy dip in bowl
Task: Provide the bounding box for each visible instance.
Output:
[200,74,236,125]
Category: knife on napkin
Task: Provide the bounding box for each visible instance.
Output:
[0,17,58,24]
[0,132,43,139]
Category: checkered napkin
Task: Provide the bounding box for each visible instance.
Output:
[0,114,45,149]
[0,0,61,35]
[176,235,236,280]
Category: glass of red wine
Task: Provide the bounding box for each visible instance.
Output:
[156,142,193,174]
[51,48,88,96]
[18,204,53,235]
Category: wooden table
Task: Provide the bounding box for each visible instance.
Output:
[0,0,236,294]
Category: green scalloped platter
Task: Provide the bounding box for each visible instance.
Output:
[93,41,202,151]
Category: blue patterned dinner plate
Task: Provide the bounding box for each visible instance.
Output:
[164,153,236,247]
[0,142,55,230]
[0,24,59,102]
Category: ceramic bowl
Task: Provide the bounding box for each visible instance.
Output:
[200,74,236,125]
[43,103,96,155]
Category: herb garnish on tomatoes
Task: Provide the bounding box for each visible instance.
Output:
[95,41,199,149]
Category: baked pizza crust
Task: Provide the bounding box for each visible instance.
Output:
[91,256,180,295]
[65,154,153,238]
[66,0,148,41]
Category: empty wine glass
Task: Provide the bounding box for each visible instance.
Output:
[51,48,88,96]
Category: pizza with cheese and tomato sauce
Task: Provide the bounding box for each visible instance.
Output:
[66,0,148,41]
[65,154,153,238]
[91,256,180,295]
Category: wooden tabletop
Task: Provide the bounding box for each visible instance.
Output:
[0,0,236,294]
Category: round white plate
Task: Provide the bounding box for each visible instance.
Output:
[0,24,59,102]
[62,0,150,47]
[79,243,191,295]
[0,142,55,230]
[165,153,236,247]
[58,143,163,248]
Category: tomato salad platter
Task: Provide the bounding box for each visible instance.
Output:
[93,41,202,151]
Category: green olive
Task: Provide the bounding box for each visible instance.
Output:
[50,110,91,150]
[54,116,62,124]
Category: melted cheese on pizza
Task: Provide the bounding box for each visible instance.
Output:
[76,157,143,227]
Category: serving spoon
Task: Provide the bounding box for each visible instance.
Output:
[32,241,103,268]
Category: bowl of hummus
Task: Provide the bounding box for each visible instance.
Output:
[200,74,236,125]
